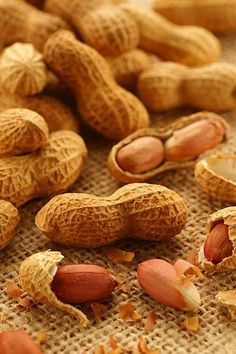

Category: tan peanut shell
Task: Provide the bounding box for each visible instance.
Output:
[0,0,70,52]
[35,183,188,248]
[107,49,152,91]
[0,200,20,251]
[44,30,149,140]
[138,62,236,112]
[44,71,71,101]
[118,4,220,67]
[195,155,236,203]
[19,251,89,326]
[0,108,48,156]
[217,290,236,319]
[108,112,228,183]
[44,0,139,57]
[0,89,79,133]
[199,207,236,273]
[154,0,236,33]
[0,43,48,97]
[0,130,87,207]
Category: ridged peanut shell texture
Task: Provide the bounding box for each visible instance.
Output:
[19,251,89,326]
[35,183,188,248]
[44,30,149,140]
[154,0,236,33]
[195,155,236,203]
[138,62,236,112]
[0,0,69,51]
[44,0,139,57]
[0,200,20,251]
[118,4,220,66]
[0,130,87,207]
[0,89,79,133]
[199,207,236,273]
[108,112,228,183]
[0,108,48,156]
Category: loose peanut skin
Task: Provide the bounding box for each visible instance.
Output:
[44,0,139,57]
[0,200,20,251]
[117,136,165,174]
[165,119,226,161]
[44,30,149,140]
[35,183,187,248]
[138,62,236,112]
[0,330,43,354]
[51,265,117,304]
[154,0,236,33]
[119,4,220,67]
[0,0,70,51]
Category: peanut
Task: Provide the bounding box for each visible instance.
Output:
[0,130,87,207]
[0,108,48,157]
[108,112,228,183]
[44,30,149,140]
[116,136,165,174]
[51,265,117,304]
[0,200,20,251]
[35,183,187,248]
[118,3,220,66]
[0,330,43,354]
[0,88,79,133]
[0,0,70,51]
[107,49,152,91]
[154,0,236,33]
[203,223,233,264]
[0,43,48,97]
[138,62,236,112]
[44,0,139,57]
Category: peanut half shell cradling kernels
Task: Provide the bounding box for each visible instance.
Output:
[19,251,117,326]
[35,183,187,248]
[195,155,236,203]
[198,207,236,273]
[108,112,228,183]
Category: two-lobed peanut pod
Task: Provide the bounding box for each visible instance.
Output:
[44,30,149,140]
[154,0,236,33]
[35,183,188,248]
[108,112,228,183]
[138,62,236,112]
[118,4,220,67]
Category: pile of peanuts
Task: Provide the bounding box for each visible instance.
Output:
[0,0,236,352]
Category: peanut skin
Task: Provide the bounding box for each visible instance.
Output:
[0,330,43,354]
[35,183,187,248]
[51,265,117,304]
[119,4,220,67]
[44,0,139,57]
[44,30,149,140]
[154,0,236,33]
[0,200,20,251]
[138,62,236,112]
[0,0,70,51]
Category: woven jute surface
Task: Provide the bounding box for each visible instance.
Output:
[0,1,236,353]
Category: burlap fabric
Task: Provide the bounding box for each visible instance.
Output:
[0,1,236,353]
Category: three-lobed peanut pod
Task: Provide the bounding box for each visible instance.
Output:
[118,4,220,67]
[35,183,188,248]
[0,200,20,251]
[108,112,228,183]
[44,0,139,57]
[0,0,70,51]
[154,0,236,33]
[44,30,149,140]
[0,130,87,207]
[138,62,236,112]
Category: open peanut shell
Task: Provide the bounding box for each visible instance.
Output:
[198,207,236,273]
[19,250,89,327]
[195,155,236,203]
[217,290,236,319]
[108,112,229,183]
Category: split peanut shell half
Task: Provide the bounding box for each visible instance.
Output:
[195,155,236,203]
[108,112,229,183]
[199,207,236,272]
[19,250,89,326]
[217,290,236,319]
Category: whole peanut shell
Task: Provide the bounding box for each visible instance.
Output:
[0,200,20,251]
[35,183,188,248]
